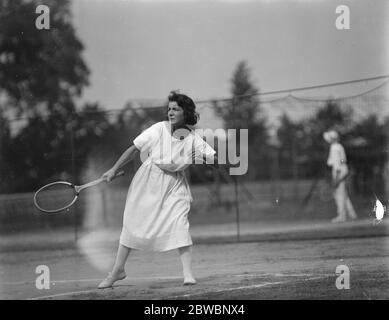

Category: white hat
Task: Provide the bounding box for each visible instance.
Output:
[323,130,339,143]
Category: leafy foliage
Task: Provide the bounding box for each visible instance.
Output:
[0,0,89,116]
[213,61,269,179]
[277,100,388,195]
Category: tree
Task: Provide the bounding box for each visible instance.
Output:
[0,0,89,116]
[277,113,305,179]
[1,100,114,193]
[0,0,93,192]
[213,61,269,180]
[0,111,12,192]
[347,115,387,196]
[315,99,353,132]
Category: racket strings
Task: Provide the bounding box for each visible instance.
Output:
[34,183,77,212]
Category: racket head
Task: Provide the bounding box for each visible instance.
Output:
[33,181,78,213]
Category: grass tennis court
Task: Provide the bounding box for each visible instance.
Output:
[0,179,385,300]
[1,218,388,300]
[1,0,388,304]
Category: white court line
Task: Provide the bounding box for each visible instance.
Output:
[4,272,327,286]
[28,276,181,300]
[30,274,332,300]
[29,289,99,300]
[233,273,319,278]
[51,275,181,284]
[1,279,101,286]
[2,275,181,286]
[166,275,331,299]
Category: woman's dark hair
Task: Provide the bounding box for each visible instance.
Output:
[167,91,199,125]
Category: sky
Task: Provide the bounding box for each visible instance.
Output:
[70,0,389,127]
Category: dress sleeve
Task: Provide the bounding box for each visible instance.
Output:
[133,122,162,153]
[193,132,216,159]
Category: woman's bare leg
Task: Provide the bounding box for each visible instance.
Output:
[98,244,131,288]
[178,245,196,285]
[111,244,131,275]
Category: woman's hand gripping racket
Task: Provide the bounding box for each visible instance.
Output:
[33,171,125,213]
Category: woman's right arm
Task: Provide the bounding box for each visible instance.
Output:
[102,144,139,182]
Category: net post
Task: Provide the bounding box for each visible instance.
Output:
[231,97,241,243]
[233,175,240,242]
[70,122,78,242]
[101,186,108,226]
[292,136,299,199]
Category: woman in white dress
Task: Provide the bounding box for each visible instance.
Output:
[98,91,217,289]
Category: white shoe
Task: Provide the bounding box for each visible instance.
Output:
[183,277,197,286]
[331,216,346,223]
[98,271,126,289]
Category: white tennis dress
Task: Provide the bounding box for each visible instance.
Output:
[119,121,216,252]
[326,142,357,220]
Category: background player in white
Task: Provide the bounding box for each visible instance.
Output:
[323,130,357,223]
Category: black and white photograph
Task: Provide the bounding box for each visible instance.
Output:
[0,0,388,304]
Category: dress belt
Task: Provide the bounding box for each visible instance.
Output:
[151,162,193,203]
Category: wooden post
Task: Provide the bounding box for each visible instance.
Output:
[231,98,240,242]
[70,124,78,242]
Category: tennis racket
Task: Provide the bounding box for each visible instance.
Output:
[318,173,350,202]
[33,171,125,213]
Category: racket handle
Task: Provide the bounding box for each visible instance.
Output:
[77,170,125,192]
[114,170,125,179]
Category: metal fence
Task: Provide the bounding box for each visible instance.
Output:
[1,77,388,239]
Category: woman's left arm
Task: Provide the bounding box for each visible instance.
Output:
[191,151,218,167]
